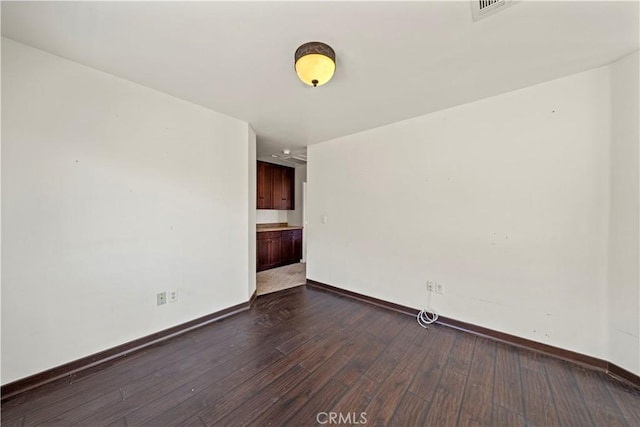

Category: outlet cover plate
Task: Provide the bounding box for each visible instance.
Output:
[157,292,167,306]
[169,289,178,303]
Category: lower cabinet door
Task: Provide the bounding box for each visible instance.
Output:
[293,231,303,262]
[257,235,281,271]
[267,238,281,268]
[281,235,294,264]
[257,238,269,271]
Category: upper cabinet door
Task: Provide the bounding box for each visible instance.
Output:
[270,164,295,210]
[271,166,285,209]
[283,167,295,210]
[257,161,295,210]
[257,161,273,209]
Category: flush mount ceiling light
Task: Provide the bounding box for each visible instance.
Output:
[294,41,336,87]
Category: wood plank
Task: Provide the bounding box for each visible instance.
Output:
[457,337,496,426]
[398,328,433,373]
[492,404,526,427]
[520,367,560,427]
[389,391,430,426]
[408,325,456,400]
[544,358,595,426]
[180,415,206,426]
[493,342,525,415]
[297,330,354,373]
[422,369,469,426]
[296,307,381,374]
[365,322,420,382]
[331,375,379,417]
[571,365,629,427]
[0,416,25,427]
[105,417,128,427]
[446,332,476,376]
[420,331,478,426]
[30,389,122,425]
[332,333,387,386]
[197,364,309,426]
[362,365,415,425]
[247,343,359,427]
[519,348,550,373]
[279,379,348,426]
[606,380,640,426]
[275,330,315,355]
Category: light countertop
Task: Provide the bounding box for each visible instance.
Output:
[257,223,303,232]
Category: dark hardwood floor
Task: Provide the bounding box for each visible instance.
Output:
[2,285,639,426]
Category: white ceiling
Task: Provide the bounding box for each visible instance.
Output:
[2,1,638,160]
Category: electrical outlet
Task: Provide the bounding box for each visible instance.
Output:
[426,281,434,292]
[157,292,167,306]
[169,289,178,303]
[435,282,444,295]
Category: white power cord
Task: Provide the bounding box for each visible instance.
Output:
[417,286,438,328]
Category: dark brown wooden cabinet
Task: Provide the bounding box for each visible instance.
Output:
[257,161,273,209]
[256,238,270,270]
[271,166,283,209]
[293,232,303,262]
[257,231,282,271]
[280,230,295,264]
[257,161,294,210]
[257,229,302,271]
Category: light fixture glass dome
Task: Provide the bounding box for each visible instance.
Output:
[294,42,336,87]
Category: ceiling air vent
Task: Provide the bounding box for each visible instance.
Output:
[471,0,515,22]
[287,155,307,165]
[270,151,307,165]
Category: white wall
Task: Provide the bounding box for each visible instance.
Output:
[0,32,3,382]
[607,50,639,374]
[308,66,612,361]
[1,38,253,384]
[248,127,257,296]
[287,165,307,227]
[256,209,287,224]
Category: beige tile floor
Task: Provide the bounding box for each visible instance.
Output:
[256,262,306,295]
